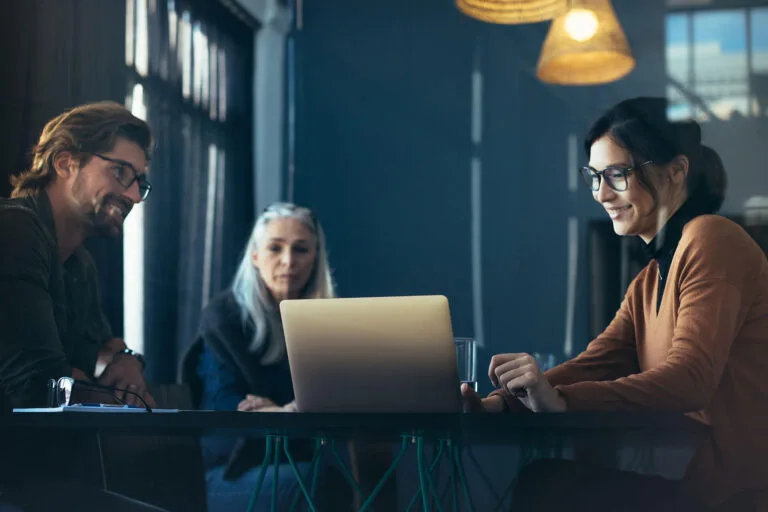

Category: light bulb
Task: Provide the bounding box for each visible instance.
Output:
[564,9,599,42]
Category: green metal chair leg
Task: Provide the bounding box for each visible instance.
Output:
[310,445,322,498]
[492,477,519,512]
[450,458,458,512]
[271,437,281,512]
[330,440,367,506]
[421,445,443,512]
[283,436,320,512]
[357,436,410,512]
[415,438,446,512]
[417,437,431,512]
[437,441,459,512]
[406,439,446,512]
[430,442,444,511]
[289,438,326,512]
[466,446,502,505]
[247,436,276,512]
[451,442,476,512]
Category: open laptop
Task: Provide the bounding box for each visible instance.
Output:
[280,295,462,413]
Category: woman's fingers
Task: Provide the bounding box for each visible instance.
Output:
[238,395,277,411]
[488,353,531,387]
[497,363,540,395]
[493,355,539,389]
[500,371,538,396]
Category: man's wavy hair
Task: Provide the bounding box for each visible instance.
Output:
[10,101,153,198]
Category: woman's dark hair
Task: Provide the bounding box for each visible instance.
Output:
[584,97,727,214]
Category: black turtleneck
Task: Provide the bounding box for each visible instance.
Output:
[639,200,701,312]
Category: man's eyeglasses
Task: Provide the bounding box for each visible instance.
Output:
[92,153,152,201]
[579,161,653,192]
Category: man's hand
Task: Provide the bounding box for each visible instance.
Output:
[238,395,296,412]
[98,354,156,408]
[461,383,507,413]
[72,367,92,383]
[489,353,566,413]
[70,367,117,405]
[95,338,128,378]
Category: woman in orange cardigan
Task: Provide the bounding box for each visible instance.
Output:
[463,97,768,511]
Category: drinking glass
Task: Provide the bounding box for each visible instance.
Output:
[533,352,558,372]
[455,337,477,391]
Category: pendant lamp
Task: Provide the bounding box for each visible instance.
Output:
[456,0,568,25]
[536,0,635,85]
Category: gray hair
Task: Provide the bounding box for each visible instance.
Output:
[231,202,335,363]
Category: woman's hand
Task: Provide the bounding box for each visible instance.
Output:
[237,394,277,411]
[460,383,506,412]
[237,395,297,412]
[489,353,566,412]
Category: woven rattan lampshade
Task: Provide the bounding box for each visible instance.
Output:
[456,0,568,25]
[536,0,635,85]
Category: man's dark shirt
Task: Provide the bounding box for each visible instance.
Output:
[0,191,112,407]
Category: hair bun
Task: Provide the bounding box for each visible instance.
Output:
[694,144,727,213]
[673,120,702,152]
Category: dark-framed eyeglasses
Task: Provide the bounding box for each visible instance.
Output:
[92,153,152,201]
[579,161,653,192]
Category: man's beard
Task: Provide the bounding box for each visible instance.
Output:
[72,186,124,237]
[91,199,126,237]
[71,177,127,237]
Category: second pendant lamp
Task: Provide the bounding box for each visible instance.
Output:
[536,0,635,85]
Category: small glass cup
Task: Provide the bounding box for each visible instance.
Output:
[533,352,558,372]
[47,376,74,407]
[455,337,478,391]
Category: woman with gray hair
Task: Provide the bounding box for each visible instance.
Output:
[229,202,335,373]
[183,202,343,511]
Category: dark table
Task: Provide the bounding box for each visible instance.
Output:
[3,411,708,512]
[4,410,708,440]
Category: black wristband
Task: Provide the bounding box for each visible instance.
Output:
[116,348,146,369]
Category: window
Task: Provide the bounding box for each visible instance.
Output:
[124,0,253,379]
[666,7,768,121]
[752,7,768,117]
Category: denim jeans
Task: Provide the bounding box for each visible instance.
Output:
[205,463,311,512]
